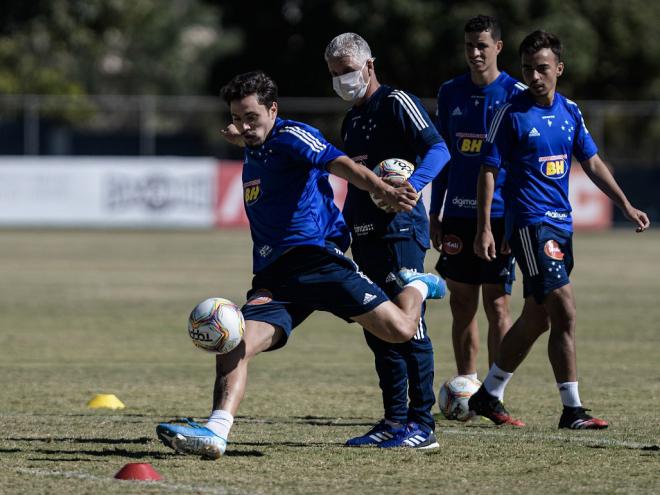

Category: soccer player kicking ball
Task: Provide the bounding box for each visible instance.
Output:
[325,33,450,449]
[469,31,650,429]
[430,15,526,389]
[156,71,445,459]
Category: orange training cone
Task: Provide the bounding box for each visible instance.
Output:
[114,463,162,481]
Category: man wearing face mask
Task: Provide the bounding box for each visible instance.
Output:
[325,33,450,449]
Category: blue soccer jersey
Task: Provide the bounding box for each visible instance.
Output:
[340,85,447,244]
[482,91,598,235]
[431,72,526,218]
[242,117,349,273]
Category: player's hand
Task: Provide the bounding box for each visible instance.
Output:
[430,215,443,251]
[500,237,511,255]
[373,181,419,213]
[474,229,497,261]
[220,124,245,147]
[623,205,650,233]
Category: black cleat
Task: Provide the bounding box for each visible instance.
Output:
[468,387,526,427]
[558,406,608,430]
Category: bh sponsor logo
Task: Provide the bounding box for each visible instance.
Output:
[539,154,569,179]
[243,179,261,205]
[456,132,486,157]
[544,240,564,260]
[442,234,463,255]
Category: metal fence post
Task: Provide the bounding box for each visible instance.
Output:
[24,95,40,155]
[139,95,156,155]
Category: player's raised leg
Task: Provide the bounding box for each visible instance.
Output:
[352,270,445,343]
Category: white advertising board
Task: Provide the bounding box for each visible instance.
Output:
[0,157,217,227]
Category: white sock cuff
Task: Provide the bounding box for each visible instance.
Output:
[557,381,582,408]
[209,409,234,424]
[483,363,513,401]
[406,279,428,300]
[206,409,234,439]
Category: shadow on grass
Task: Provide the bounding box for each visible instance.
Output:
[223,450,264,457]
[233,441,344,448]
[33,448,171,459]
[7,437,152,444]
[27,457,97,462]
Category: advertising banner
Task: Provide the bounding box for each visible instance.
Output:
[0,158,612,230]
[0,157,217,227]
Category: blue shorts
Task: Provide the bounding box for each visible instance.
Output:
[241,243,389,351]
[436,217,516,295]
[509,222,574,304]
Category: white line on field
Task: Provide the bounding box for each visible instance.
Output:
[439,427,657,450]
[16,467,262,495]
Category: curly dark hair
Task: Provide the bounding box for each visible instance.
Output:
[220,71,278,107]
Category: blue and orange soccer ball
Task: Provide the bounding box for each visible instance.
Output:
[187,297,245,354]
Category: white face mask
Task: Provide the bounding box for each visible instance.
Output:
[332,62,370,102]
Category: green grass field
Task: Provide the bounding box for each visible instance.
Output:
[1,229,658,494]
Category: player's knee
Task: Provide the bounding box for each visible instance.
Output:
[385,317,418,343]
[483,296,510,324]
[449,292,478,319]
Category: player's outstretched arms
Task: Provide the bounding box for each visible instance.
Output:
[580,155,651,232]
[328,156,418,212]
[220,123,246,147]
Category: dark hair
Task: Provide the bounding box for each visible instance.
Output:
[220,71,278,107]
[464,15,501,41]
[519,30,562,61]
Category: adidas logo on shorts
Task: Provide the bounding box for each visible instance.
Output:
[363,293,377,304]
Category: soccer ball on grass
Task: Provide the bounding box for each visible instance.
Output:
[438,375,481,421]
[187,297,245,354]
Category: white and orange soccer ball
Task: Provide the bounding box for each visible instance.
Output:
[438,375,482,421]
[187,297,245,354]
[370,157,415,209]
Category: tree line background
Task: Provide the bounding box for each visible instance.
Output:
[1,0,658,100]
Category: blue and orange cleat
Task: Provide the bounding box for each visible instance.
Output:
[156,419,227,459]
[396,268,447,299]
